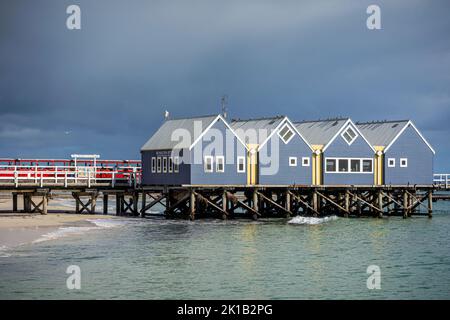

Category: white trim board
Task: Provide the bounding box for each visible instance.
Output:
[384,121,435,154]
[189,114,249,151]
[322,119,376,153]
[258,117,314,152]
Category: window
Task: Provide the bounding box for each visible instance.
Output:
[204,156,213,173]
[326,158,373,173]
[362,159,373,173]
[302,157,310,167]
[326,159,336,172]
[151,157,156,173]
[400,158,408,168]
[156,157,162,173]
[237,156,245,173]
[338,159,349,172]
[350,159,360,172]
[341,126,358,145]
[289,157,297,167]
[278,123,295,144]
[174,157,179,173]
[162,157,167,173]
[388,158,395,167]
[216,156,224,172]
[168,157,173,173]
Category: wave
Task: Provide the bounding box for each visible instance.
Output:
[32,219,124,244]
[288,215,338,225]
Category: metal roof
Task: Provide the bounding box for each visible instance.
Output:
[140,115,219,151]
[294,119,349,146]
[230,116,285,145]
[356,120,409,147]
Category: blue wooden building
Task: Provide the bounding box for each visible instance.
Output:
[230,116,313,185]
[140,114,248,186]
[357,120,435,185]
[295,118,376,185]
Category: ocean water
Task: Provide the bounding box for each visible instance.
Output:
[1,203,450,299]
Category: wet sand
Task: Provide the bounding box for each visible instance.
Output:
[0,196,117,248]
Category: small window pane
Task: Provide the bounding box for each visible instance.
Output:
[362,160,372,172]
[326,159,336,172]
[151,158,156,173]
[338,159,348,172]
[216,156,224,172]
[204,157,213,172]
[157,157,161,173]
[342,126,357,144]
[168,157,173,173]
[302,157,310,166]
[237,157,245,172]
[162,157,167,172]
[350,159,360,172]
[174,157,179,173]
[279,124,294,143]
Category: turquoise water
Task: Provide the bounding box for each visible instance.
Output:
[1,203,450,299]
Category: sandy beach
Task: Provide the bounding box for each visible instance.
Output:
[0,194,118,249]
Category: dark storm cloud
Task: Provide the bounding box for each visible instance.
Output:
[0,0,449,168]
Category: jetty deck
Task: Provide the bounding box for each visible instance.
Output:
[0,160,448,219]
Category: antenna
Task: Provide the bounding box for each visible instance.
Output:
[221,95,228,119]
[164,110,170,121]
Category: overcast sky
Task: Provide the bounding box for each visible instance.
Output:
[1,0,449,170]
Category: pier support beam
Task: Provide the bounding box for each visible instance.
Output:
[12,193,18,213]
[378,191,383,218]
[103,194,108,215]
[344,191,350,217]
[428,191,433,218]
[312,191,318,216]
[252,189,259,220]
[403,191,408,219]
[190,189,196,220]
[73,192,97,214]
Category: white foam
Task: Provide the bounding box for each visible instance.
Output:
[32,219,123,244]
[288,215,338,225]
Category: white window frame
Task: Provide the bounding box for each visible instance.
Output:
[151,157,156,173]
[400,158,408,168]
[174,156,179,173]
[289,157,297,167]
[168,157,173,173]
[216,156,225,173]
[156,157,162,173]
[237,156,245,173]
[341,125,358,146]
[277,123,295,144]
[361,159,373,173]
[388,158,395,168]
[324,157,373,174]
[204,156,213,173]
[325,158,337,173]
[302,157,310,167]
[162,157,167,173]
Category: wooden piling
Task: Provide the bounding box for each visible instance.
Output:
[190,189,195,220]
[12,193,18,213]
[312,190,318,216]
[428,191,433,218]
[140,192,146,218]
[42,194,48,215]
[285,190,291,214]
[403,191,408,219]
[91,194,96,214]
[344,191,350,217]
[103,194,108,215]
[378,191,383,218]
[116,194,121,216]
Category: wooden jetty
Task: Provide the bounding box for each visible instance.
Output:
[1,159,449,220]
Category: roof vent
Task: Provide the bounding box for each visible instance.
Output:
[392,124,398,128]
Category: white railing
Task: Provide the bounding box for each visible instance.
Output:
[433,174,450,189]
[0,165,141,188]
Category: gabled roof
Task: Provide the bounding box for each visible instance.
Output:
[230,116,285,145]
[141,115,218,151]
[294,118,349,146]
[356,120,435,154]
[230,116,313,151]
[356,120,409,147]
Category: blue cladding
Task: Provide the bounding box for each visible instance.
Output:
[259,126,312,185]
[141,149,191,185]
[324,125,374,185]
[190,118,247,185]
[384,125,433,185]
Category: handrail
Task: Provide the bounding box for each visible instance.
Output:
[433,174,450,189]
[0,164,141,187]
